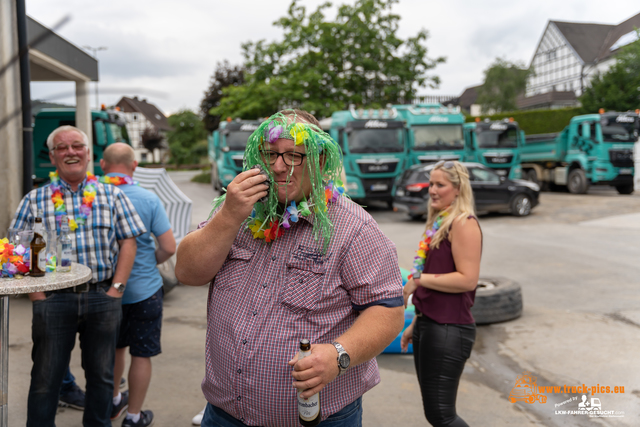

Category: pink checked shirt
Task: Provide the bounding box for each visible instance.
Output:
[197,196,403,426]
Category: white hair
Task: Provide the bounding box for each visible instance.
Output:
[46,126,89,151]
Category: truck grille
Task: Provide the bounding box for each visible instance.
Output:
[609,149,633,167]
[483,154,513,164]
[357,161,399,174]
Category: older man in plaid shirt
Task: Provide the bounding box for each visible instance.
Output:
[177,110,404,427]
[11,125,145,427]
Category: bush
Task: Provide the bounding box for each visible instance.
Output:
[191,169,211,183]
[466,107,583,135]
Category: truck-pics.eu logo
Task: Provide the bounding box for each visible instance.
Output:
[509,371,625,418]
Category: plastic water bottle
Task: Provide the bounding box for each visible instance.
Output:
[57,216,72,272]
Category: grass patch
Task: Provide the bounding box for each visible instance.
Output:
[191,170,211,183]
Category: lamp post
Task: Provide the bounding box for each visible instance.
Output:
[82,45,107,109]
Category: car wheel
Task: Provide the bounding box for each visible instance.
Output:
[471,278,523,325]
[158,255,179,294]
[567,169,589,194]
[510,194,532,217]
[615,184,634,195]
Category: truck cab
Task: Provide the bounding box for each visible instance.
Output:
[328,107,408,206]
[209,119,261,190]
[394,104,466,166]
[464,119,523,179]
[33,108,130,184]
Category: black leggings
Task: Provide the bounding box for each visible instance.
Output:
[412,315,476,427]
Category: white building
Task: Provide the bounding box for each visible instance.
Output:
[526,13,640,100]
[116,96,172,163]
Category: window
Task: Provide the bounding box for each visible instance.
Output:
[470,168,501,183]
[132,113,138,122]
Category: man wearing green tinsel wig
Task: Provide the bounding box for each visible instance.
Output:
[176,109,404,427]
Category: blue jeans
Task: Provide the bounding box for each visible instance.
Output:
[201,397,362,427]
[27,285,122,427]
[60,366,77,395]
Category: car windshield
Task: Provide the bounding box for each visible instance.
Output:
[469,167,501,183]
[225,131,253,151]
[601,117,639,143]
[475,125,519,148]
[347,129,404,153]
[412,125,464,150]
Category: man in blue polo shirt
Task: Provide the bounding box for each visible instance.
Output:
[101,143,176,427]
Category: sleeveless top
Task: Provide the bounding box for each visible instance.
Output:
[412,216,479,325]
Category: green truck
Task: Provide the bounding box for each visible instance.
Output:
[33,108,130,184]
[463,120,524,179]
[521,110,638,194]
[208,119,262,190]
[394,103,466,166]
[326,107,408,206]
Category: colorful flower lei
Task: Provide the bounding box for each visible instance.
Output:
[246,180,345,242]
[50,171,97,231]
[99,175,136,186]
[410,211,449,278]
[0,238,30,278]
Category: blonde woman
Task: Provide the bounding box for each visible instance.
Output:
[401,161,482,427]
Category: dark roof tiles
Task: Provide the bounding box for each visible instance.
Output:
[116,96,173,131]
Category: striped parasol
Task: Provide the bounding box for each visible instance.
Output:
[132,167,192,244]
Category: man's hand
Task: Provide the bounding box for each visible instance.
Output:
[28,292,46,302]
[106,287,123,298]
[289,343,339,399]
[403,278,418,308]
[400,319,415,353]
[220,168,269,222]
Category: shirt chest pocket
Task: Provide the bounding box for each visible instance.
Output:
[280,259,326,313]
[214,245,255,292]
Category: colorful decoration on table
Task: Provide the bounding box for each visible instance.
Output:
[46,254,57,273]
[50,171,98,231]
[0,238,30,278]
[209,110,345,251]
[410,211,450,278]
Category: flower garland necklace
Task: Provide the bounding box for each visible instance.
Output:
[99,175,136,186]
[246,180,345,243]
[50,171,97,231]
[410,211,449,279]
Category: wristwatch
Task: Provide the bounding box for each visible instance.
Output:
[332,341,350,377]
[112,282,126,293]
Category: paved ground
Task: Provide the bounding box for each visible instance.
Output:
[6,172,640,426]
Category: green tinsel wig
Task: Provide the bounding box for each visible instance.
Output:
[209,110,345,251]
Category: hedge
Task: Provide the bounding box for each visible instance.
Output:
[465,107,583,135]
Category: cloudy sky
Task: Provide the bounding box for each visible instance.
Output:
[27,0,640,116]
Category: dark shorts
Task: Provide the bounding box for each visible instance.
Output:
[116,287,163,357]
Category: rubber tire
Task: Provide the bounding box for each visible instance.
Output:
[615,184,634,195]
[471,277,523,325]
[409,214,424,221]
[567,169,589,194]
[158,255,179,294]
[510,193,532,217]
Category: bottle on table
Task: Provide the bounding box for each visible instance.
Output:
[57,216,72,272]
[298,339,321,427]
[30,217,47,277]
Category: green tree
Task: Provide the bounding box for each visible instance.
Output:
[580,31,640,113]
[167,110,208,166]
[476,58,532,113]
[212,0,444,119]
[200,61,245,133]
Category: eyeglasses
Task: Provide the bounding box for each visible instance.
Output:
[434,160,455,169]
[261,151,307,166]
[52,143,87,153]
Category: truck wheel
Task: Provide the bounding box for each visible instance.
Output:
[471,278,523,325]
[567,169,589,194]
[615,184,634,195]
[158,255,179,294]
[510,194,532,217]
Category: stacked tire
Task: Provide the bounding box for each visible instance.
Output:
[472,277,523,325]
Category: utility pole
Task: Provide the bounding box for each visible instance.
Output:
[82,45,107,109]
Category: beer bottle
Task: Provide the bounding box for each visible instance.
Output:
[297,339,321,427]
[30,217,47,277]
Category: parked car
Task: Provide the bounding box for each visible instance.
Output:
[393,162,540,219]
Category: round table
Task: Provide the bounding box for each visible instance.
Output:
[0,263,92,427]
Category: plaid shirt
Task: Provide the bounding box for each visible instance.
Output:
[198,196,403,426]
[11,176,146,284]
